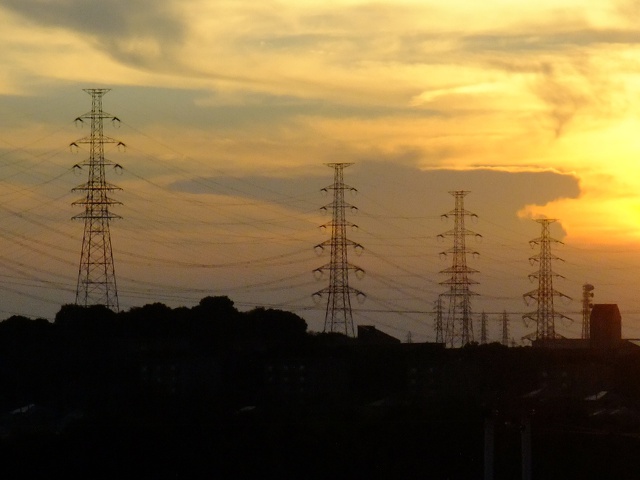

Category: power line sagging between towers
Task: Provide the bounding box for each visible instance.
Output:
[1,90,595,342]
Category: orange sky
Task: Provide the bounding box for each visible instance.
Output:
[1,0,640,342]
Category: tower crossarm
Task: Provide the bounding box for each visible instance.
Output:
[527,271,566,282]
[72,135,124,147]
[317,219,360,230]
[529,236,564,247]
[438,229,482,239]
[313,262,365,276]
[528,252,564,264]
[312,285,365,298]
[314,238,363,253]
[440,247,480,257]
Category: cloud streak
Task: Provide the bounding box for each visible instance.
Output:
[1,0,185,69]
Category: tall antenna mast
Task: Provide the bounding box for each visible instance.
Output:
[71,89,124,311]
[523,219,571,343]
[313,163,364,337]
[438,191,481,348]
[582,284,594,339]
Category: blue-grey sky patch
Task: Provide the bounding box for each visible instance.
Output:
[168,162,580,220]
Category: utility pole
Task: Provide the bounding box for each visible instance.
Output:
[523,219,571,343]
[313,163,365,337]
[480,311,488,344]
[439,191,481,348]
[501,310,510,347]
[71,89,124,310]
[582,284,594,339]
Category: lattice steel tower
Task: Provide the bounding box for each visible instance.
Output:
[582,283,594,339]
[523,219,571,342]
[71,89,123,310]
[313,163,365,337]
[438,191,481,348]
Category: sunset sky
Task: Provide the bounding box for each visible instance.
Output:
[2,0,640,343]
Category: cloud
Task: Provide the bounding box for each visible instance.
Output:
[462,29,640,54]
[616,0,640,20]
[424,164,572,176]
[168,173,323,207]
[0,0,186,69]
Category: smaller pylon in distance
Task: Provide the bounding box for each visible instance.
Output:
[522,218,571,343]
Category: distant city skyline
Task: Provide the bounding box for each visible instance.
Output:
[1,1,640,343]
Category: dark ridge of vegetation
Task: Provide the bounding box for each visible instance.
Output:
[2,296,640,478]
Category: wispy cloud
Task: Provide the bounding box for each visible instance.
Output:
[1,0,185,69]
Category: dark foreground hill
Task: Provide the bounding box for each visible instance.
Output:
[1,297,640,478]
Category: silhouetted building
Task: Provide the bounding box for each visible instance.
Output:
[590,304,622,349]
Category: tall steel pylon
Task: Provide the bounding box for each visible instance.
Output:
[582,283,594,339]
[313,163,365,337]
[438,191,481,348]
[71,89,124,311]
[523,219,571,342]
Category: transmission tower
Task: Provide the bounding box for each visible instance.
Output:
[71,89,124,311]
[313,163,365,337]
[582,283,594,339]
[523,219,571,343]
[480,311,488,344]
[438,191,481,348]
[501,310,510,347]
